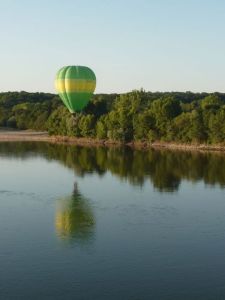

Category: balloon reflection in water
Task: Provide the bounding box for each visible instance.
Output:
[55,183,95,243]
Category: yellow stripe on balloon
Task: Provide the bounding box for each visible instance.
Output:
[55,79,96,93]
[55,79,65,92]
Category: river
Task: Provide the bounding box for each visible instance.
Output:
[0,142,225,299]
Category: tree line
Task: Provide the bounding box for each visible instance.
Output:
[0,90,225,144]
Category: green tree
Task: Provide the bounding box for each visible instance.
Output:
[78,114,96,137]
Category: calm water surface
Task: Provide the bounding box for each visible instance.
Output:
[0,142,225,300]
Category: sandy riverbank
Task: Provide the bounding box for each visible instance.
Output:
[0,130,52,142]
[0,129,225,152]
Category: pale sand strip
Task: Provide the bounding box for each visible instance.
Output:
[0,130,224,152]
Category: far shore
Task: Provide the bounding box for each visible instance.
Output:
[0,129,225,153]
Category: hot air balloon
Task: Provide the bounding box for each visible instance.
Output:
[55,66,96,113]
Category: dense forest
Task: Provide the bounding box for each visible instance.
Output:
[0,90,225,144]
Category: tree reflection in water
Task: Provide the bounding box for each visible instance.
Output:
[55,183,95,243]
[0,142,225,192]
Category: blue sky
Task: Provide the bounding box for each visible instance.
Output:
[1,0,225,93]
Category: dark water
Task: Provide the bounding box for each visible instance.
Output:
[0,142,225,300]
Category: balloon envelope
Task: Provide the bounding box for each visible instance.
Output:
[55,66,96,113]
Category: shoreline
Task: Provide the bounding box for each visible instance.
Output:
[0,130,225,152]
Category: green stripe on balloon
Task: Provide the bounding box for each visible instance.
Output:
[59,92,93,112]
[56,67,74,110]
